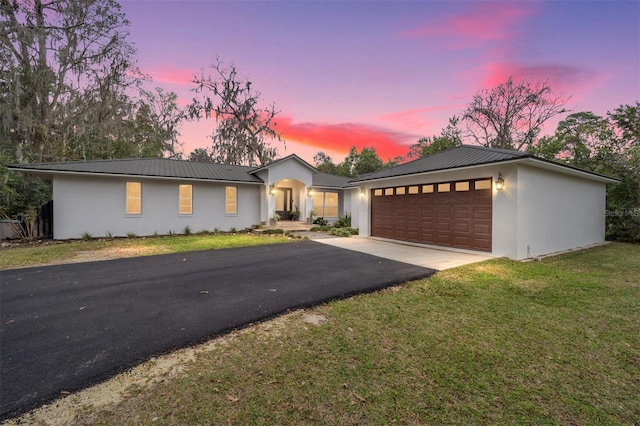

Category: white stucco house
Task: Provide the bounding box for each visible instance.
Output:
[9,145,617,260]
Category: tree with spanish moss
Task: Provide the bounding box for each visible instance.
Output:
[188,57,284,166]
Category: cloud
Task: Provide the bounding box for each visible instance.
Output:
[377,105,464,132]
[142,67,195,86]
[275,116,418,160]
[479,62,600,94]
[402,3,535,49]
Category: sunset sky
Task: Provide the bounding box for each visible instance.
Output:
[120,0,639,164]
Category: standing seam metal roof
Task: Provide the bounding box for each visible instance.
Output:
[8,158,263,183]
[351,145,530,182]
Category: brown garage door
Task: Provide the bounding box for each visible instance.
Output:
[371,178,492,251]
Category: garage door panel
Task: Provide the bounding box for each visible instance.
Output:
[371,178,492,251]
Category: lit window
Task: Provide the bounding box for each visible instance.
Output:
[438,183,451,192]
[455,182,470,191]
[126,182,141,215]
[324,192,338,217]
[422,185,434,194]
[385,188,394,196]
[396,187,406,195]
[408,186,419,194]
[475,179,492,190]
[225,186,237,215]
[179,185,192,215]
[312,191,339,217]
[374,189,383,196]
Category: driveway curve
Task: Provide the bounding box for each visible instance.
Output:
[0,240,435,420]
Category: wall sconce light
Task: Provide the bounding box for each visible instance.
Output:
[358,187,365,198]
[270,184,276,195]
[307,187,314,197]
[495,172,505,190]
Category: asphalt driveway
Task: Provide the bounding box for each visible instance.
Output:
[0,240,435,420]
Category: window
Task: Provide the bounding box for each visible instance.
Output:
[179,185,192,215]
[396,187,406,195]
[438,183,451,192]
[225,186,237,215]
[374,189,383,196]
[384,188,394,196]
[422,184,434,194]
[126,182,141,215]
[455,181,470,191]
[312,191,339,218]
[408,186,419,194]
[475,179,492,190]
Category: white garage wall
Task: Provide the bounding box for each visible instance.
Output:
[515,165,606,259]
[53,175,261,239]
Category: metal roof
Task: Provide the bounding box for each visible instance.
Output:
[250,153,318,174]
[312,172,351,188]
[351,145,529,182]
[350,145,616,183]
[8,158,264,183]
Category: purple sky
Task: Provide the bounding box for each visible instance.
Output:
[120,0,639,164]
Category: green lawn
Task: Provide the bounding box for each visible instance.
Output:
[0,233,291,270]
[68,242,638,425]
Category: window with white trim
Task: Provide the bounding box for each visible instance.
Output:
[126,182,142,215]
[312,191,339,218]
[179,184,192,215]
[225,186,237,215]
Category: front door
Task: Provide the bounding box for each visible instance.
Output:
[275,187,293,220]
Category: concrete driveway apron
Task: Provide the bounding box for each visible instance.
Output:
[313,237,493,270]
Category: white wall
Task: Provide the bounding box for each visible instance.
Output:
[53,175,261,239]
[515,165,606,259]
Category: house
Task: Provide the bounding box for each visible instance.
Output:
[8,146,616,260]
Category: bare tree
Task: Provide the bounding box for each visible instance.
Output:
[462,77,570,150]
[188,57,284,166]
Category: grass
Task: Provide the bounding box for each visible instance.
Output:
[63,242,639,425]
[0,233,291,270]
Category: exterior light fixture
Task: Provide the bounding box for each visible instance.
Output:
[359,187,365,197]
[307,187,314,197]
[270,184,277,195]
[495,172,505,190]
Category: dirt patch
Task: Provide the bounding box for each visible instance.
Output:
[71,246,161,263]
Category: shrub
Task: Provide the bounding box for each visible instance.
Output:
[310,226,332,232]
[184,225,192,236]
[334,214,351,228]
[330,227,359,237]
[313,217,328,226]
[229,227,237,233]
[126,232,137,239]
[81,232,92,241]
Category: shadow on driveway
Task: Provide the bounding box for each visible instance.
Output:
[0,240,435,420]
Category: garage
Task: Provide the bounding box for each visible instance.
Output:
[371,178,492,251]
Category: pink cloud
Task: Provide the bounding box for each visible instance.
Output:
[403,3,535,49]
[479,62,601,95]
[143,67,195,86]
[377,105,464,132]
[275,116,418,160]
